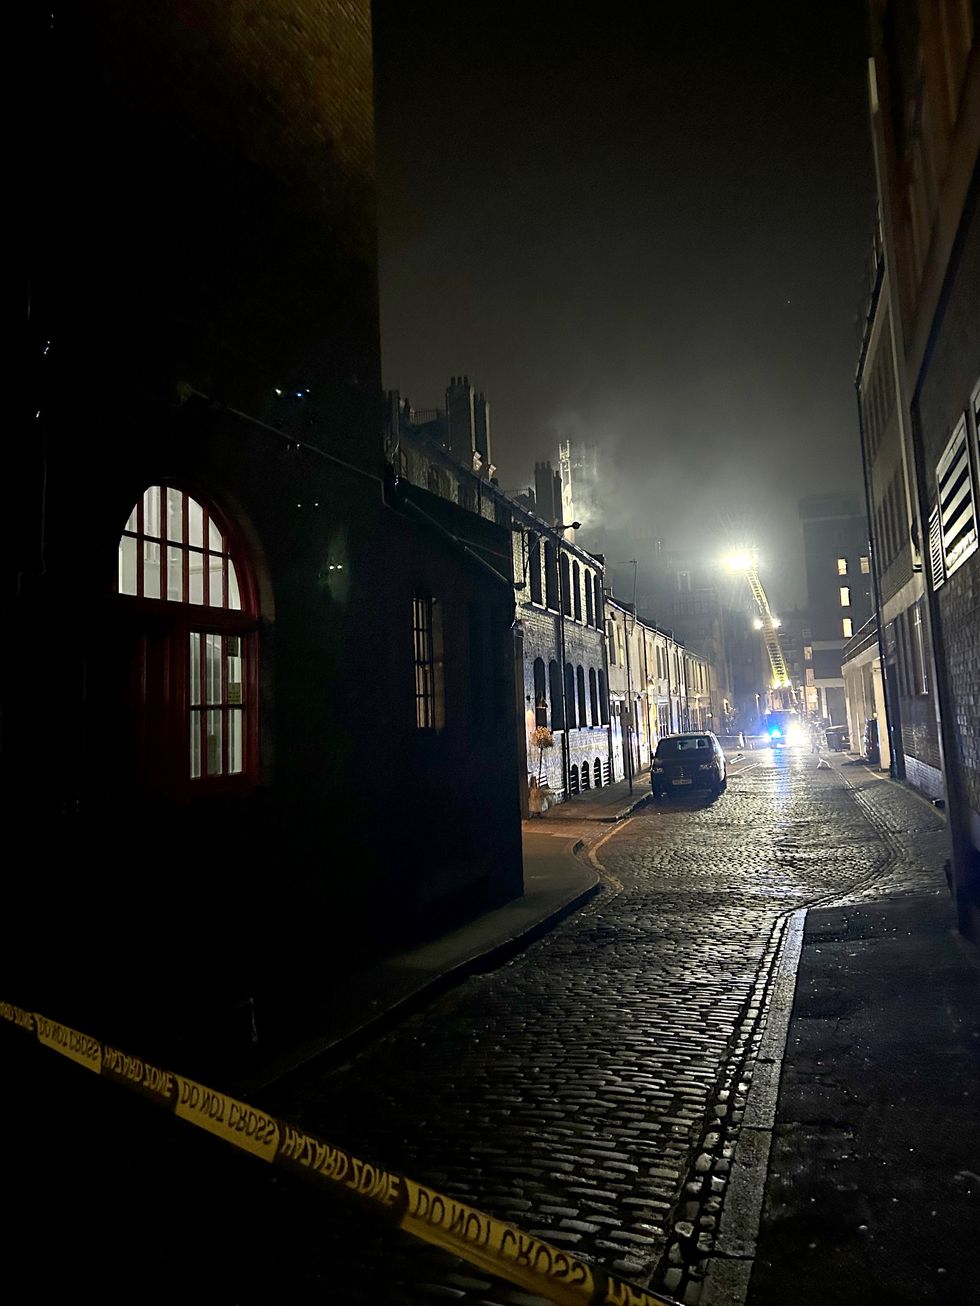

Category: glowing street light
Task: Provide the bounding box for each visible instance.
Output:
[723,549,758,573]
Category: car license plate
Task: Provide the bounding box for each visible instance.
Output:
[672,778,692,785]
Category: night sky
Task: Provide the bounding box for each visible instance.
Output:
[373,2,875,610]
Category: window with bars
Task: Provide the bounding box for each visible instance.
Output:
[937,416,978,579]
[117,485,255,788]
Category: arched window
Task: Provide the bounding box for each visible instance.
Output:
[549,660,564,731]
[594,758,602,788]
[585,574,594,626]
[576,665,587,726]
[564,662,577,728]
[569,764,579,796]
[545,541,559,611]
[533,657,548,727]
[580,760,590,790]
[572,561,582,620]
[598,669,610,725]
[528,535,543,604]
[588,667,599,725]
[560,554,572,616]
[593,575,603,628]
[118,485,256,787]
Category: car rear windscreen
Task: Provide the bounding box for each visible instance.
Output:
[656,736,712,757]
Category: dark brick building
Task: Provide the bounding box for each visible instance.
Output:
[9,3,523,1049]
[865,0,979,937]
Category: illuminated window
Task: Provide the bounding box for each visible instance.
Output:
[842,617,853,638]
[840,586,851,607]
[837,557,848,575]
[804,645,813,661]
[118,485,255,787]
[119,485,243,609]
[860,556,870,574]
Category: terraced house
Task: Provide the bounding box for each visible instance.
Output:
[387,388,612,807]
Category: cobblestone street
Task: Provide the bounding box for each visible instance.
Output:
[183,753,942,1302]
[11,753,951,1304]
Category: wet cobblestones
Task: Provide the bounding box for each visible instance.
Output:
[94,757,947,1303]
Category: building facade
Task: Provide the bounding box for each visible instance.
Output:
[10,3,524,1048]
[864,0,979,937]
[856,205,943,794]
[605,599,712,783]
[798,494,874,725]
[388,392,613,806]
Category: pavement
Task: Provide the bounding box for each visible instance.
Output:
[231,770,656,1094]
[746,843,980,1306]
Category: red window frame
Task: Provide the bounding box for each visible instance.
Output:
[117,485,259,796]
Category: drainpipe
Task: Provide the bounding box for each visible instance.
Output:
[629,611,637,794]
[557,538,570,801]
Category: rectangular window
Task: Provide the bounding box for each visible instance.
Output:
[860,556,870,574]
[842,617,853,639]
[937,416,978,578]
[837,557,848,575]
[839,586,851,607]
[606,618,617,665]
[413,593,437,730]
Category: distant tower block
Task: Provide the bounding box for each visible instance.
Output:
[446,375,476,462]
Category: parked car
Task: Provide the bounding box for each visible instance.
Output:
[825,724,850,751]
[651,732,727,800]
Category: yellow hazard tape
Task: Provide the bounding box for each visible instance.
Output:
[2,999,675,1306]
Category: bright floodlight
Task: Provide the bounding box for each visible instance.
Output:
[723,550,756,572]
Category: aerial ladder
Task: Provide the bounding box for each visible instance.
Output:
[727,551,798,712]
[744,565,791,694]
